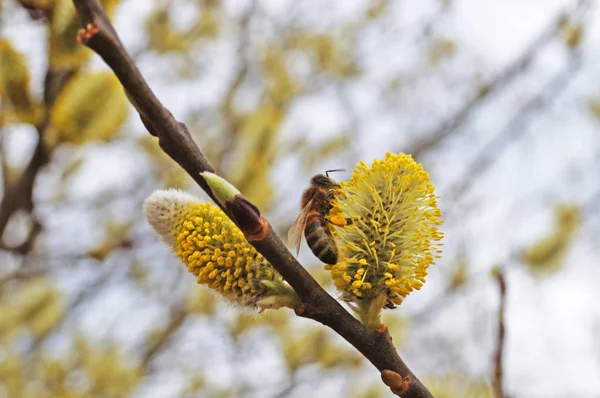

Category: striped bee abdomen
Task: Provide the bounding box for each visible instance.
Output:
[304,210,338,265]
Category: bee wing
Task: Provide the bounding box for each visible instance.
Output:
[288,199,314,255]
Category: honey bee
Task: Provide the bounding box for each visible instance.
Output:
[288,170,346,264]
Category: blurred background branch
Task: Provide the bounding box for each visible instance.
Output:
[492,267,507,398]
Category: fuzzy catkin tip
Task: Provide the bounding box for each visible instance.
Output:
[144,189,198,246]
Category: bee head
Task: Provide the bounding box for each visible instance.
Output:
[311,174,338,189]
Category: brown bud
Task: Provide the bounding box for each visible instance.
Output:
[381,370,404,388]
[227,194,269,241]
[294,302,306,316]
[381,370,411,396]
[200,172,269,241]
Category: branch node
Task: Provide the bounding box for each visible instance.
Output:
[376,324,388,334]
[294,302,306,316]
[391,377,411,396]
[77,22,100,45]
[140,115,157,136]
[244,217,269,241]
[382,370,411,396]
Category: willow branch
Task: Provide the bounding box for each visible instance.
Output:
[140,304,188,369]
[0,134,48,240]
[30,267,113,351]
[0,264,47,284]
[70,1,432,396]
[492,268,507,398]
[0,2,76,249]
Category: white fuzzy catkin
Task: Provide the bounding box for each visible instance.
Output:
[143,189,198,245]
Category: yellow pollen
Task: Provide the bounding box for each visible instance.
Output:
[330,214,347,227]
[326,152,443,308]
[162,200,283,308]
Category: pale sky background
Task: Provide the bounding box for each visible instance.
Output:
[2,0,600,397]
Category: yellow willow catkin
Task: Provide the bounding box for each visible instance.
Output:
[144,190,294,309]
[328,153,443,309]
[0,39,34,118]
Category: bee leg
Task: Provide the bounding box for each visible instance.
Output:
[330,214,348,227]
[324,190,336,200]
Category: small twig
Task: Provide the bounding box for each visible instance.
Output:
[273,368,302,398]
[140,304,188,369]
[492,268,507,398]
[410,286,460,324]
[0,263,47,284]
[70,1,433,396]
[0,139,48,238]
[29,267,114,351]
[0,20,77,248]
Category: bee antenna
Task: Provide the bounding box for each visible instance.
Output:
[325,169,346,177]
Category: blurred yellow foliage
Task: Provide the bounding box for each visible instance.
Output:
[229,101,283,209]
[290,32,359,77]
[587,98,600,119]
[365,0,389,20]
[283,329,362,372]
[73,334,143,397]
[559,19,583,49]
[50,72,129,145]
[59,156,84,182]
[231,309,289,339]
[350,383,388,398]
[0,352,26,397]
[522,203,580,275]
[0,39,37,123]
[127,261,150,290]
[49,0,120,68]
[263,47,300,104]
[381,312,407,347]
[139,136,192,188]
[212,390,235,398]
[185,287,217,316]
[49,0,89,68]
[184,374,206,395]
[428,38,457,66]
[191,7,220,39]
[0,278,64,342]
[239,101,284,141]
[449,253,469,291]
[146,3,219,54]
[87,222,132,261]
[425,373,493,398]
[146,8,192,53]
